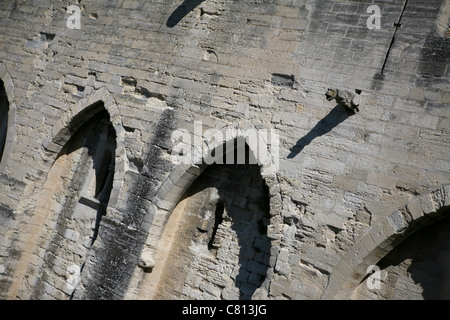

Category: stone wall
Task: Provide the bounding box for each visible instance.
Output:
[0,0,449,300]
[149,159,271,300]
[353,214,450,300]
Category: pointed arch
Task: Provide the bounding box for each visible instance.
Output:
[131,122,279,300]
[0,62,17,173]
[322,184,450,299]
[7,89,127,299]
[154,122,279,213]
[42,87,127,209]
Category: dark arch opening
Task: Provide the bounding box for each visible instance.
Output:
[94,147,113,203]
[154,139,271,300]
[0,79,9,163]
[353,209,450,300]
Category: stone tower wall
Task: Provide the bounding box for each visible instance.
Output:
[0,0,449,300]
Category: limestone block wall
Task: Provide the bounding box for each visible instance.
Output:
[0,0,449,300]
[353,214,450,300]
[147,161,271,300]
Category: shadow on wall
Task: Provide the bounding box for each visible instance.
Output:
[166,0,206,27]
[287,105,353,159]
[370,0,448,91]
[84,108,177,300]
[29,110,116,299]
[195,163,271,300]
[418,34,450,79]
[418,34,450,115]
[0,79,9,163]
[153,143,272,300]
[360,212,450,300]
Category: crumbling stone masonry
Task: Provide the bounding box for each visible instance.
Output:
[0,0,449,300]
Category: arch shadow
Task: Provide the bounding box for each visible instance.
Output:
[43,87,126,209]
[30,108,117,299]
[322,185,450,299]
[0,79,9,164]
[162,148,271,299]
[166,0,206,27]
[153,123,278,213]
[7,93,123,299]
[370,213,450,299]
[136,123,278,300]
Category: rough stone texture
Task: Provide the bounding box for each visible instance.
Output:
[147,161,271,300]
[353,215,450,300]
[6,110,116,300]
[0,0,448,300]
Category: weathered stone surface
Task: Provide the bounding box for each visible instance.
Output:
[0,0,448,301]
[387,211,407,234]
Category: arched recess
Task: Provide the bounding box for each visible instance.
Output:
[42,87,127,209]
[0,62,17,172]
[7,88,126,299]
[133,123,279,300]
[322,184,450,299]
[153,123,279,213]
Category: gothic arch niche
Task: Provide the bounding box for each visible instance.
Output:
[24,108,116,299]
[352,210,450,300]
[322,185,450,300]
[150,141,272,300]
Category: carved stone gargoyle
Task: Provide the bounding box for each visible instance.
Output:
[326,88,362,114]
